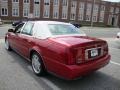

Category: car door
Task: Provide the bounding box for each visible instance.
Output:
[15,22,34,58]
[9,23,24,51]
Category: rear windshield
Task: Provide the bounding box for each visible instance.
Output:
[48,24,84,35]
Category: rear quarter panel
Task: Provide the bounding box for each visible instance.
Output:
[31,38,67,72]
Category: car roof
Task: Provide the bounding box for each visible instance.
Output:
[28,21,71,25]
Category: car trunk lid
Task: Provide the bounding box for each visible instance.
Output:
[50,36,108,65]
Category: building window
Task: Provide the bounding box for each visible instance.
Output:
[93,4,99,11]
[24,0,29,3]
[71,2,75,8]
[53,0,59,6]
[44,0,50,5]
[99,11,105,22]
[79,2,84,9]
[62,0,68,6]
[86,3,92,21]
[87,3,92,10]
[70,1,76,20]
[34,0,40,4]
[78,14,83,21]
[44,0,50,18]
[101,5,105,11]
[43,10,49,18]
[99,16,104,22]
[92,16,97,22]
[34,0,40,17]
[23,8,29,17]
[86,15,91,21]
[12,8,19,16]
[92,4,98,22]
[34,9,40,17]
[62,12,67,19]
[53,6,59,19]
[70,13,75,20]
[12,0,19,3]
[62,0,68,19]
[78,2,84,21]
[53,0,59,19]
[53,11,58,19]
[110,7,114,13]
[1,8,8,16]
[115,8,119,14]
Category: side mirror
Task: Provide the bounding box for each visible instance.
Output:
[8,29,14,32]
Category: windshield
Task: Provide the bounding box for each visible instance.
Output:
[48,24,85,35]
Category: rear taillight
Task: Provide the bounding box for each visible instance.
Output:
[67,52,75,65]
[66,49,75,65]
[76,49,83,64]
[103,43,108,55]
[66,48,83,65]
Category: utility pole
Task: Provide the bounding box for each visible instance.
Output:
[91,0,96,27]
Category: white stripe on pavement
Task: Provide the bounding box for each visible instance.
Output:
[110,61,120,66]
[41,78,60,90]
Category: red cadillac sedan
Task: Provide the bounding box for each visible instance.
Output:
[5,21,111,80]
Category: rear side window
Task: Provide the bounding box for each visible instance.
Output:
[21,22,34,35]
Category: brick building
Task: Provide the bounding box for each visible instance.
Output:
[0,0,120,27]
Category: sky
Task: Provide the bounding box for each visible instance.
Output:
[103,0,120,2]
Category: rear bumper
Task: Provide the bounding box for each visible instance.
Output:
[51,54,111,80]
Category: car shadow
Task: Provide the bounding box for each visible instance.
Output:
[4,47,120,90]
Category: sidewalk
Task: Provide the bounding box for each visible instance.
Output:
[0,24,12,27]
[80,26,120,31]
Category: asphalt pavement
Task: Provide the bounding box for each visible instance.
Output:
[0,24,12,38]
[0,25,120,90]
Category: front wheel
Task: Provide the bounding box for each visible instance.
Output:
[31,52,46,76]
[5,39,12,51]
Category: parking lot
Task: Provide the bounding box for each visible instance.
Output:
[0,25,120,90]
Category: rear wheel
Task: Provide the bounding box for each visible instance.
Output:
[5,39,12,51]
[31,52,45,76]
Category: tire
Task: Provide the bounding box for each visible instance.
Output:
[31,52,46,76]
[5,39,12,51]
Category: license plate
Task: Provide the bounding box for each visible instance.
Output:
[90,48,98,57]
[90,49,98,57]
[86,47,101,60]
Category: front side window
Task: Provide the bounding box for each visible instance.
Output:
[21,23,34,35]
[15,23,24,33]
